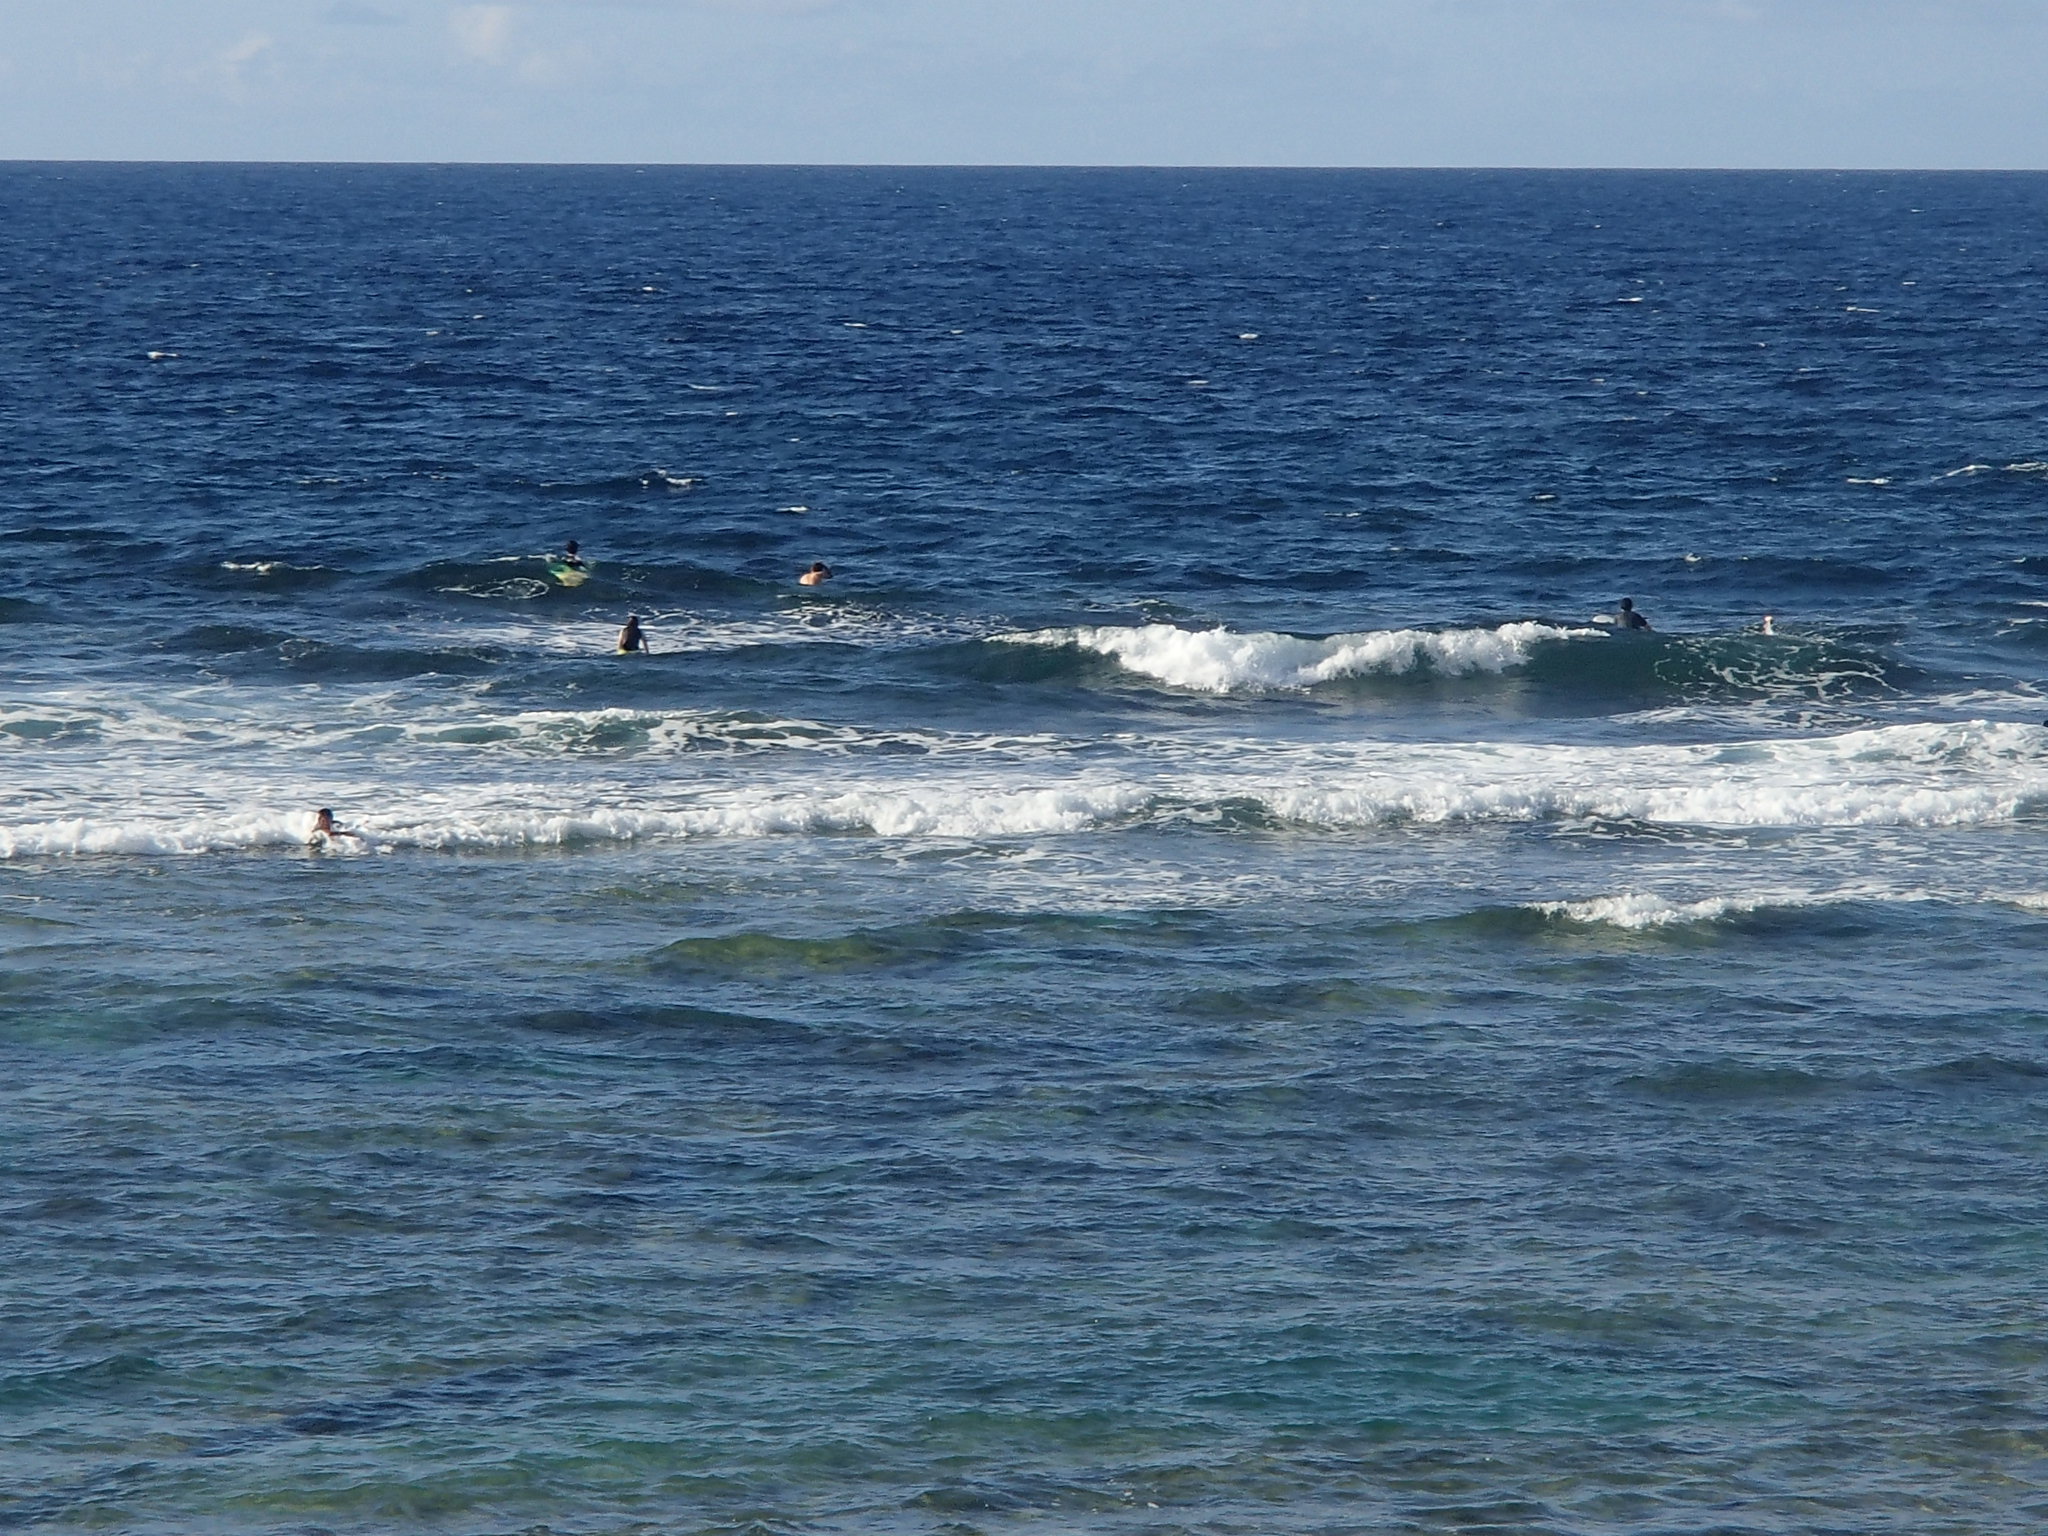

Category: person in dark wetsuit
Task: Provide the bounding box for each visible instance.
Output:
[616,615,647,654]
[1615,597,1651,631]
[559,540,585,570]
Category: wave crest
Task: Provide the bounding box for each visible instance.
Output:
[996,621,1592,693]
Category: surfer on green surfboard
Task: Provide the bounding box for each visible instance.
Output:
[547,539,590,586]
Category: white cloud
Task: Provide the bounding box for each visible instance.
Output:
[218,31,276,87]
[451,4,516,62]
[224,33,274,67]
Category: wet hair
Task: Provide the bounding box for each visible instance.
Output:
[317,808,333,819]
[565,540,579,554]
[1618,598,1634,610]
[810,562,829,572]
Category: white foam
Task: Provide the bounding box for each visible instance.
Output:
[0,685,1071,764]
[997,621,1597,693]
[389,707,1069,761]
[1532,884,1936,930]
[1262,721,2047,831]
[0,809,334,859]
[219,560,321,576]
[0,782,1154,858]
[1533,892,1786,929]
[3,712,2043,861]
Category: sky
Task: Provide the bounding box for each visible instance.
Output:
[0,0,2044,167]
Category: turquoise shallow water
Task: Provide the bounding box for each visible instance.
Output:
[10,848,2048,1532]
[4,166,2048,1532]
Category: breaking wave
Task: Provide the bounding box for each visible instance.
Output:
[989,620,1910,703]
[2,721,2042,861]
[1529,890,1853,931]
[995,621,1590,692]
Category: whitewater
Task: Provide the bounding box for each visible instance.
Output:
[995,619,1602,691]
[4,713,2045,858]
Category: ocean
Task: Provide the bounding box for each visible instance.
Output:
[3,164,2047,1534]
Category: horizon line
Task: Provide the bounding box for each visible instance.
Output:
[4,157,2047,174]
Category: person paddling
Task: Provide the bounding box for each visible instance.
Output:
[309,807,362,845]
[1615,597,1651,631]
[616,614,649,654]
[559,539,585,571]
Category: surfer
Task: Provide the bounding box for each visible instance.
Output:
[798,561,833,587]
[1615,597,1651,631]
[558,540,585,571]
[309,808,362,845]
[616,615,648,654]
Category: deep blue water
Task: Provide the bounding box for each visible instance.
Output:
[3,165,2048,1534]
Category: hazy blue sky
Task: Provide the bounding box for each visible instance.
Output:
[1,0,2043,166]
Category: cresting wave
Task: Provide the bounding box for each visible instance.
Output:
[1529,885,2048,929]
[2,721,2043,859]
[996,621,1595,692]
[1526,888,1924,931]
[1535,891,1798,929]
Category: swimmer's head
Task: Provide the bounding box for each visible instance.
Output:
[1618,598,1634,611]
[565,540,579,555]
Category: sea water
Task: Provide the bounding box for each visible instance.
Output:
[3,165,2047,1533]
